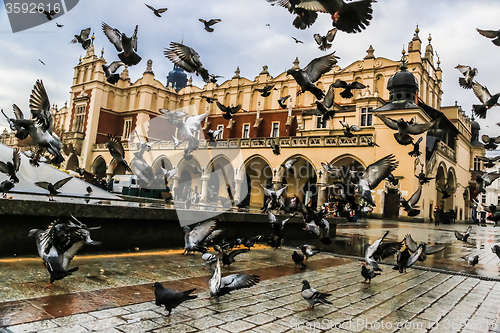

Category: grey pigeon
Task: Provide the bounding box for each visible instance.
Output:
[462,254,479,267]
[102,22,141,66]
[216,102,241,120]
[403,234,444,262]
[255,84,277,97]
[1,105,29,140]
[361,262,380,283]
[270,138,280,155]
[71,28,91,50]
[477,155,500,168]
[300,244,319,260]
[0,148,21,183]
[375,113,437,146]
[415,167,434,185]
[183,220,219,254]
[292,37,303,44]
[268,211,292,235]
[357,154,399,206]
[400,185,422,217]
[281,158,298,174]
[332,79,365,98]
[492,245,500,259]
[0,179,15,197]
[106,136,131,172]
[199,19,222,32]
[476,172,500,193]
[482,134,500,150]
[165,42,210,82]
[267,0,318,30]
[102,61,125,85]
[153,282,196,315]
[39,8,56,20]
[314,28,337,51]
[393,247,422,273]
[278,95,290,109]
[144,3,168,17]
[301,280,332,309]
[455,226,472,242]
[455,65,477,89]
[217,248,249,267]
[287,52,340,100]
[339,120,361,138]
[364,231,402,271]
[477,28,500,46]
[35,177,72,200]
[408,136,423,157]
[209,259,260,298]
[472,81,500,119]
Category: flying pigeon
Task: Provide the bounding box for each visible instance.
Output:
[281,158,298,174]
[357,154,399,206]
[339,120,361,138]
[301,280,332,310]
[183,220,220,254]
[209,259,260,298]
[0,148,21,183]
[171,112,209,153]
[292,37,303,44]
[333,80,366,99]
[472,81,500,119]
[208,74,223,84]
[292,251,307,268]
[165,42,210,82]
[144,3,168,17]
[268,211,293,235]
[71,28,91,50]
[56,23,63,28]
[455,226,472,242]
[153,282,196,315]
[216,102,241,120]
[206,128,223,147]
[400,185,422,217]
[375,113,438,146]
[172,135,181,149]
[287,52,340,100]
[303,99,336,127]
[482,134,500,150]
[477,28,500,46]
[300,244,319,260]
[217,248,249,267]
[403,234,444,262]
[462,254,479,267]
[455,65,477,89]
[102,22,142,66]
[415,168,434,185]
[267,0,318,30]
[361,262,380,283]
[202,96,217,104]
[393,247,422,273]
[39,8,56,20]
[408,137,423,157]
[278,95,291,109]
[38,59,46,65]
[199,19,222,32]
[255,84,277,97]
[364,231,403,271]
[262,185,288,213]
[270,138,280,155]
[1,106,29,140]
[35,176,72,200]
[106,136,132,173]
[102,61,125,85]
[314,28,337,51]
[476,172,500,193]
[477,156,500,168]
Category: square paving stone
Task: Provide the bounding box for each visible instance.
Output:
[80,317,128,331]
[7,320,59,333]
[189,316,225,330]
[115,319,161,333]
[243,312,276,325]
[88,307,131,319]
[37,324,89,333]
[151,323,197,333]
[219,319,256,332]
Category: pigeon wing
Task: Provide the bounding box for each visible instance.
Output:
[189,220,216,245]
[424,245,445,255]
[362,154,399,189]
[101,22,123,52]
[106,136,126,159]
[304,52,339,83]
[275,185,288,197]
[12,149,21,172]
[228,249,249,262]
[220,273,260,292]
[29,80,52,132]
[326,28,337,42]
[373,241,403,261]
[407,185,422,206]
[107,61,125,74]
[473,81,492,104]
[184,112,210,132]
[35,181,51,191]
[404,234,419,253]
[80,27,91,40]
[407,120,436,135]
[53,177,72,190]
[12,104,24,120]
[374,113,399,130]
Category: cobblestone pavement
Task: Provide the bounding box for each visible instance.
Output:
[1,220,500,332]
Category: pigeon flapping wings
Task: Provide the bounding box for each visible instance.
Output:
[472,81,499,105]
[216,102,241,115]
[303,52,340,83]
[209,259,260,297]
[374,113,399,130]
[106,136,126,160]
[184,112,210,133]
[164,42,210,82]
[400,185,422,209]
[186,220,217,248]
[404,234,444,255]
[29,80,53,133]
[101,22,126,52]
[359,154,399,190]
[477,28,500,46]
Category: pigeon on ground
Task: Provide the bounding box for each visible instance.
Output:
[477,28,500,46]
[339,121,361,138]
[292,251,307,268]
[400,185,422,217]
[472,81,500,119]
[455,65,477,89]
[403,234,444,262]
[301,280,332,310]
[462,254,479,267]
[408,137,423,157]
[35,177,72,201]
[39,8,56,20]
[301,244,319,260]
[393,247,422,273]
[482,134,500,150]
[255,84,277,97]
[333,80,366,99]
[102,61,125,85]
[292,37,303,44]
[153,282,196,315]
[144,3,168,17]
[1,106,29,140]
[364,231,403,271]
[217,248,249,267]
[102,22,142,66]
[278,95,291,109]
[477,156,500,168]
[164,42,210,82]
[314,28,337,51]
[106,136,131,173]
[183,220,220,255]
[455,226,472,242]
[216,102,241,120]
[374,113,437,146]
[0,148,21,183]
[361,262,380,283]
[270,138,280,155]
[476,172,500,193]
[71,28,91,50]
[492,245,500,259]
[287,52,340,100]
[209,259,260,298]
[199,19,221,32]
[357,154,399,206]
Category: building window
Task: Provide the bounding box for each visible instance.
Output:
[271,122,280,137]
[473,157,481,171]
[73,105,86,132]
[242,124,250,138]
[316,116,326,129]
[216,125,224,139]
[360,107,373,126]
[482,194,486,204]
[122,118,132,140]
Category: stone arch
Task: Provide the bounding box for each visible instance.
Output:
[444,167,457,211]
[250,90,259,111]
[205,155,235,201]
[107,90,115,109]
[91,155,107,179]
[280,154,317,205]
[109,158,129,177]
[224,92,231,106]
[324,154,365,206]
[151,92,158,111]
[241,154,273,208]
[435,163,447,210]
[66,153,79,171]
[151,155,173,175]
[176,157,203,199]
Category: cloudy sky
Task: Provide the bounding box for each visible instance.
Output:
[0,0,499,138]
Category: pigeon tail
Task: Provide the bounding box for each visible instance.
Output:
[472,104,487,119]
[118,52,142,66]
[340,90,354,99]
[458,78,472,89]
[182,288,198,300]
[292,9,318,30]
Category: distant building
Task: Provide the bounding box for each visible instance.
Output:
[2,28,486,222]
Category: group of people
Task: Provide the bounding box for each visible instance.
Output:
[433,206,457,225]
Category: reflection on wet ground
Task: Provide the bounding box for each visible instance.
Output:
[307,219,500,280]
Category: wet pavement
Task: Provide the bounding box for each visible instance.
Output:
[1,219,500,332]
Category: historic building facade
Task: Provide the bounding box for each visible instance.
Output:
[2,28,486,222]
